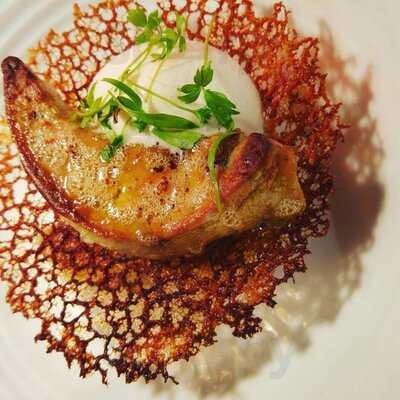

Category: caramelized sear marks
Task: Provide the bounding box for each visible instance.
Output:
[2,57,305,259]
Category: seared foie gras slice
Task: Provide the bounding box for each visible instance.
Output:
[2,56,305,259]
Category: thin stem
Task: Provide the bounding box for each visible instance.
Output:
[119,46,148,80]
[128,47,152,77]
[204,15,216,63]
[145,57,166,102]
[204,38,209,65]
[120,45,153,81]
[97,47,153,113]
[127,80,197,115]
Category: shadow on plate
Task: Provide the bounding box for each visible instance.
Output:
[150,20,385,400]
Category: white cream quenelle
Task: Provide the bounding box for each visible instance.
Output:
[92,40,265,151]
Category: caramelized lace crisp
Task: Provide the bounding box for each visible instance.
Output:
[0,0,343,383]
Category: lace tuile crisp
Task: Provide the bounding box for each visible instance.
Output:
[0,0,344,384]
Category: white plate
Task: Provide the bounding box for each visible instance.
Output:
[0,1,399,399]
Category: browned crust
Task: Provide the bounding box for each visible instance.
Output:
[220,133,271,198]
[3,57,134,242]
[162,133,271,238]
[2,57,278,246]
[2,57,82,224]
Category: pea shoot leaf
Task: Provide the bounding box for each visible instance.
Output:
[117,96,141,112]
[147,10,161,30]
[135,112,198,131]
[133,120,148,132]
[127,8,147,27]
[163,28,178,43]
[153,129,202,150]
[204,89,239,130]
[194,107,212,124]
[178,84,201,104]
[100,98,118,121]
[176,14,186,34]
[194,61,213,87]
[135,28,153,44]
[103,78,142,110]
[100,135,124,163]
[86,83,97,107]
[179,36,187,52]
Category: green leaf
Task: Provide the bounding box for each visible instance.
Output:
[179,84,199,94]
[194,107,212,124]
[204,89,239,130]
[178,84,201,104]
[135,112,198,131]
[208,131,237,211]
[218,113,235,130]
[178,92,200,104]
[149,32,162,45]
[149,29,178,60]
[147,10,161,30]
[157,37,175,59]
[163,28,178,43]
[99,98,118,121]
[176,13,186,34]
[98,117,116,142]
[86,83,97,107]
[194,61,214,87]
[100,135,124,163]
[153,129,202,150]
[80,97,104,123]
[80,116,93,128]
[178,36,186,52]
[133,119,148,132]
[205,89,238,110]
[100,117,112,131]
[135,29,152,44]
[117,96,141,112]
[127,8,147,27]
[91,97,104,113]
[103,78,142,110]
